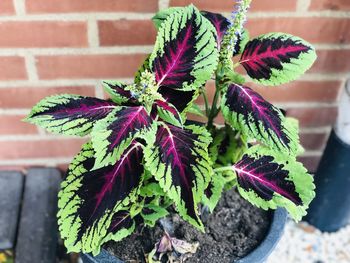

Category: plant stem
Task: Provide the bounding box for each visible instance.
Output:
[207,78,221,130]
[214,166,234,173]
[202,90,210,117]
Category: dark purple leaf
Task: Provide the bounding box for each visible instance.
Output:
[158,88,196,113]
[149,6,218,116]
[152,20,195,89]
[108,211,134,234]
[240,33,316,85]
[144,123,212,229]
[234,154,302,205]
[102,81,135,105]
[26,94,116,136]
[201,11,230,49]
[92,106,153,167]
[221,83,298,154]
[151,8,216,90]
[58,142,143,253]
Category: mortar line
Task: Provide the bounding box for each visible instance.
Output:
[0,158,73,166]
[158,0,170,10]
[273,102,338,108]
[0,134,88,141]
[0,78,135,88]
[299,127,332,133]
[297,0,312,12]
[0,109,30,115]
[87,19,99,48]
[300,151,323,157]
[0,43,349,57]
[0,11,349,22]
[0,13,155,21]
[13,0,26,16]
[94,81,105,99]
[24,54,38,81]
[0,46,153,56]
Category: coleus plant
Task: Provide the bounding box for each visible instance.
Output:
[25,0,316,257]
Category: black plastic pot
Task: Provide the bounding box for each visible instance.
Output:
[81,208,288,263]
[305,129,350,232]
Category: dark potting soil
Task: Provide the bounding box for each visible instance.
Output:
[105,189,272,263]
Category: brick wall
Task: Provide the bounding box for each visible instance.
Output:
[0,0,348,172]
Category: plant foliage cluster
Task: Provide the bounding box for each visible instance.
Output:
[25,0,316,256]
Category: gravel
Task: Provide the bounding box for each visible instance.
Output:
[267,220,350,263]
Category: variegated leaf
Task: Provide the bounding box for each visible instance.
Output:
[221,83,299,155]
[92,106,153,168]
[102,81,134,105]
[25,94,116,136]
[240,33,317,85]
[232,145,315,221]
[150,5,218,113]
[58,142,143,255]
[143,123,213,230]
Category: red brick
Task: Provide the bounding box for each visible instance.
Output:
[246,17,350,44]
[251,81,342,103]
[300,132,330,151]
[0,22,87,48]
[214,113,225,125]
[26,0,158,13]
[36,54,148,79]
[57,163,70,172]
[195,81,216,105]
[0,86,95,109]
[0,57,27,80]
[99,20,157,46]
[0,138,87,160]
[0,115,38,135]
[298,155,322,173]
[0,0,15,15]
[286,107,338,127]
[170,0,296,12]
[310,50,350,73]
[310,0,350,11]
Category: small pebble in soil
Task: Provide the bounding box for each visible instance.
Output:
[105,189,272,263]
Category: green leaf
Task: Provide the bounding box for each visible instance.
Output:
[152,7,182,29]
[209,127,242,165]
[134,55,151,84]
[141,204,169,227]
[240,33,317,86]
[154,100,183,127]
[202,172,225,212]
[233,28,250,56]
[187,103,205,117]
[234,145,315,221]
[140,182,166,198]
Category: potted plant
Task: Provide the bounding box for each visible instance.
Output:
[25,1,316,262]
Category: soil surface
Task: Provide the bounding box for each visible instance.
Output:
[105,189,272,263]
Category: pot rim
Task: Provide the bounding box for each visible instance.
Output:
[235,207,288,263]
